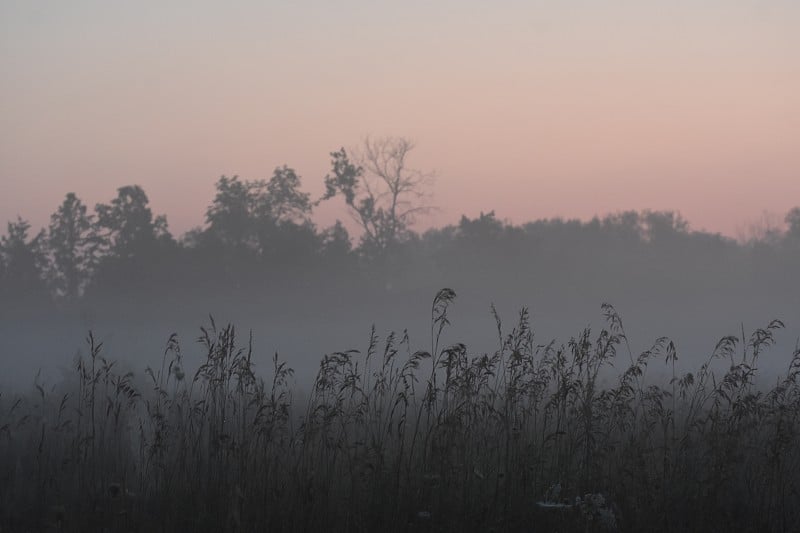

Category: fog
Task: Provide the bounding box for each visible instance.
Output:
[3,148,800,531]
[1,154,798,392]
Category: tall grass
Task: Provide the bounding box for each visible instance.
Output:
[1,289,799,532]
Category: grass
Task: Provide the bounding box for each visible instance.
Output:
[1,289,799,532]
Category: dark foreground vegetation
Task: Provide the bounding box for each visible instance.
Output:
[2,290,799,532]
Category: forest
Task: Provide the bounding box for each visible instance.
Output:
[2,139,799,310]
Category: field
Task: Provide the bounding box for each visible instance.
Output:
[2,289,799,532]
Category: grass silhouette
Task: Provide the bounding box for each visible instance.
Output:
[1,289,799,532]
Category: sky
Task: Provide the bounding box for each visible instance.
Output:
[1,0,798,239]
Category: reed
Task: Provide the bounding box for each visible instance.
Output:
[1,289,798,532]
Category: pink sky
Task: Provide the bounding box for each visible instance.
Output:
[1,1,798,239]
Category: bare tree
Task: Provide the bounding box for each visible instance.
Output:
[735,210,784,246]
[323,136,434,255]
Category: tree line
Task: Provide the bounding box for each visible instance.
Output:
[2,137,800,306]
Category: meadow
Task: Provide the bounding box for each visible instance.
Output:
[1,289,799,532]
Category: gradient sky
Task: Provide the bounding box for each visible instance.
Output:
[2,0,798,239]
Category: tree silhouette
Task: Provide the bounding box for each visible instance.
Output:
[86,186,174,296]
[253,166,317,263]
[1,137,793,308]
[46,193,98,299]
[0,218,48,301]
[261,166,312,224]
[640,210,689,244]
[95,185,170,259]
[785,207,800,242]
[320,220,352,259]
[204,169,319,269]
[457,211,503,245]
[322,137,434,257]
[205,176,256,251]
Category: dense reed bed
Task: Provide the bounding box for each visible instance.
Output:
[1,289,799,532]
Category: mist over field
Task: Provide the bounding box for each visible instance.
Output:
[2,161,800,531]
[3,2,800,531]
[1,156,799,391]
